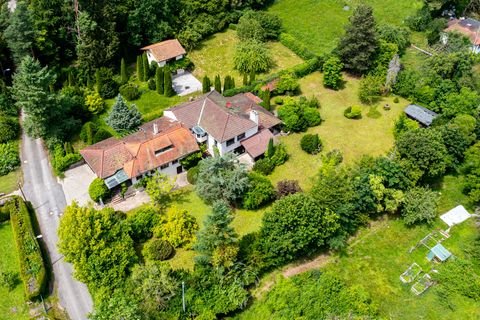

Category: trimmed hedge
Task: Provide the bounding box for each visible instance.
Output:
[51,144,82,176]
[142,238,174,261]
[285,57,324,78]
[279,33,316,60]
[6,196,46,300]
[89,178,110,203]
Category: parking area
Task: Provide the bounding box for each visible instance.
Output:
[59,164,96,206]
[173,72,202,96]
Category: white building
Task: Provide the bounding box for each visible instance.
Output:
[141,39,186,67]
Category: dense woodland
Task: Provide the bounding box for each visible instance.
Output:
[1,0,480,319]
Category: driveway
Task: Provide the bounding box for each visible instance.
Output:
[60,164,96,206]
[172,72,202,96]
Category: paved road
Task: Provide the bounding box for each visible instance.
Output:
[21,129,93,320]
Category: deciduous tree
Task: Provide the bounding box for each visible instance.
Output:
[323,56,343,89]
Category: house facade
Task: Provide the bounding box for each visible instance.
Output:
[444,18,480,53]
[141,39,186,67]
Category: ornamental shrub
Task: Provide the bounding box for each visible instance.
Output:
[274,97,283,105]
[148,79,156,91]
[253,158,275,175]
[99,80,119,99]
[93,128,113,143]
[270,143,289,166]
[0,116,19,143]
[344,106,362,119]
[0,142,20,175]
[275,73,300,95]
[0,271,18,291]
[84,89,105,115]
[80,121,97,145]
[119,83,140,101]
[276,180,302,198]
[303,107,322,127]
[243,173,275,209]
[300,134,323,154]
[393,97,399,103]
[187,166,199,184]
[323,56,344,90]
[142,238,174,261]
[89,178,110,203]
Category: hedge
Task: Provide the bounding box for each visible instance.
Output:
[279,33,317,60]
[7,196,46,300]
[51,144,82,176]
[285,57,324,77]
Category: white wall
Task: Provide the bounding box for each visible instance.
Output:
[146,51,166,67]
[216,126,258,156]
[131,160,182,184]
[163,110,177,121]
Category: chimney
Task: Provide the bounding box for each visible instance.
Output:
[249,110,259,125]
[153,123,158,135]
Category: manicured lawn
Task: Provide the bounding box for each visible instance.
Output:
[189,29,303,84]
[268,0,423,55]
[0,169,21,194]
[0,222,29,320]
[269,72,408,190]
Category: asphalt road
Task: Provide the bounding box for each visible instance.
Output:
[21,129,93,319]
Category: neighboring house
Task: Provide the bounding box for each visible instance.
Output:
[404,104,438,127]
[141,39,186,67]
[164,90,281,160]
[444,18,480,53]
[80,117,199,189]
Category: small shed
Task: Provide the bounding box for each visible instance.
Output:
[404,104,438,127]
[440,205,471,227]
[427,244,452,262]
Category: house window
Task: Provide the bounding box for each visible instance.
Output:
[160,163,169,170]
[172,159,179,165]
[226,138,235,147]
[237,133,245,141]
[154,145,173,156]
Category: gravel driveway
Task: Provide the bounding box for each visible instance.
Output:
[172,72,202,96]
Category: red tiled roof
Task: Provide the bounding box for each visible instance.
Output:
[241,129,275,159]
[445,19,480,45]
[261,79,279,91]
[141,39,186,62]
[244,92,263,104]
[80,118,199,179]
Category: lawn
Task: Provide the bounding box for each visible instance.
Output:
[0,222,29,320]
[0,169,21,194]
[268,0,423,55]
[268,72,408,190]
[188,29,303,84]
[242,174,480,319]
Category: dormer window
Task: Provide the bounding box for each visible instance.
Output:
[155,145,173,156]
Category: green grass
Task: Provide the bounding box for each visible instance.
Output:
[0,169,21,194]
[268,0,423,55]
[0,222,29,320]
[189,29,303,84]
[269,72,408,190]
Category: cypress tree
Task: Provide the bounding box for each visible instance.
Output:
[266,138,275,158]
[155,67,164,94]
[231,77,235,89]
[223,75,230,92]
[243,73,248,86]
[164,68,174,97]
[249,70,256,84]
[263,89,271,111]
[214,75,221,93]
[142,52,149,81]
[86,76,93,89]
[68,70,75,87]
[120,58,128,84]
[202,75,211,93]
[136,55,144,82]
[95,69,102,93]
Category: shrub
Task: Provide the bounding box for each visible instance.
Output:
[275,73,300,95]
[0,116,19,143]
[0,271,18,291]
[323,149,343,166]
[84,89,105,115]
[99,80,119,99]
[278,98,321,132]
[303,107,322,127]
[126,206,160,242]
[0,142,20,175]
[276,180,302,198]
[279,33,316,60]
[323,56,344,89]
[270,143,289,166]
[274,97,283,105]
[359,75,383,104]
[243,173,275,209]
[287,57,323,78]
[405,6,431,32]
[187,166,199,184]
[234,40,273,74]
[142,238,173,261]
[344,106,362,119]
[253,158,275,175]
[148,79,156,91]
[89,178,110,202]
[119,83,140,101]
[80,121,97,145]
[180,151,203,170]
[50,144,82,176]
[393,97,399,103]
[7,197,46,300]
[301,134,323,154]
[401,187,439,225]
[93,128,113,143]
[159,206,198,248]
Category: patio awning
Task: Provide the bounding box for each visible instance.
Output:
[104,169,129,189]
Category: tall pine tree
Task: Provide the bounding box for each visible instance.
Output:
[214,74,221,93]
[136,55,144,81]
[4,2,35,65]
[120,58,128,84]
[106,94,142,131]
[155,67,164,94]
[243,73,248,86]
[95,69,102,93]
[142,52,149,81]
[337,5,378,75]
[194,200,238,268]
[163,68,174,97]
[202,75,211,93]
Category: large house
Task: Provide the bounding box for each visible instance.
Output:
[444,18,480,53]
[141,39,186,67]
[80,118,199,189]
[164,90,281,159]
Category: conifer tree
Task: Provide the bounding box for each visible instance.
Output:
[223,75,230,92]
[136,55,144,81]
[202,75,211,93]
[262,89,271,111]
[249,70,256,84]
[95,69,102,93]
[106,94,142,131]
[155,67,164,94]
[4,2,34,65]
[68,70,75,87]
[194,200,238,267]
[214,75,221,92]
[231,77,235,89]
[164,68,174,97]
[337,4,378,75]
[142,52,149,81]
[266,138,275,158]
[243,73,248,86]
[120,58,128,84]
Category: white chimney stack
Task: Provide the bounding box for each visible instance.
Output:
[153,123,158,135]
[249,110,259,125]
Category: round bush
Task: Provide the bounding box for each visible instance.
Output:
[88,178,110,202]
[300,133,322,154]
[187,166,199,184]
[0,142,20,176]
[93,128,113,143]
[393,97,399,103]
[119,83,140,101]
[142,238,174,261]
[303,107,322,127]
[0,117,19,143]
[147,79,156,91]
[274,97,284,105]
[344,106,362,119]
[253,158,275,175]
[99,80,119,99]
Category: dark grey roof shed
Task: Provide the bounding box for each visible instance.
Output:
[404,104,438,127]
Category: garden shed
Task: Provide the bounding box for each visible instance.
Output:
[404,104,438,127]
[440,205,471,227]
[427,244,452,262]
